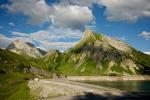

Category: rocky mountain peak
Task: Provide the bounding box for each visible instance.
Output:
[7,40,43,58]
[83,29,96,40]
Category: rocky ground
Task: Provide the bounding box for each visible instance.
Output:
[28,79,124,99]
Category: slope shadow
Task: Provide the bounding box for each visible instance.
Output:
[73,92,150,100]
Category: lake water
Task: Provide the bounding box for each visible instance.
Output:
[82,81,150,92]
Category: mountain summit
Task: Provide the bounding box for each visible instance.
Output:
[7,40,44,58]
[38,29,150,75]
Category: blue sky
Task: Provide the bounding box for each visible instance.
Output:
[0,0,150,52]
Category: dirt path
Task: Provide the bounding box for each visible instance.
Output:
[67,75,150,81]
[28,79,124,99]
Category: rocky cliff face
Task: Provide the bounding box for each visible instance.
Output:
[7,40,43,58]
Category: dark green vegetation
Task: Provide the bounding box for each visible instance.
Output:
[132,49,150,74]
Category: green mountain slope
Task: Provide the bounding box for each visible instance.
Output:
[37,29,150,76]
[35,49,62,75]
[0,49,34,99]
[0,49,33,73]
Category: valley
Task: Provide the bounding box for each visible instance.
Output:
[0,29,150,100]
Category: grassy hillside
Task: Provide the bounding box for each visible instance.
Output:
[0,72,33,100]
[0,49,34,99]
[132,49,150,74]
[132,49,150,67]
[34,50,62,76]
[0,49,33,73]
[36,30,150,76]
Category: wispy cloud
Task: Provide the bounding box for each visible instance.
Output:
[37,41,78,52]
[12,31,29,37]
[9,22,15,26]
[115,36,126,41]
[0,34,14,48]
[0,26,83,51]
[139,31,150,40]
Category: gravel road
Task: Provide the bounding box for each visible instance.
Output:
[28,79,124,99]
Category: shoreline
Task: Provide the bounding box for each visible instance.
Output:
[67,75,150,81]
[28,79,150,100]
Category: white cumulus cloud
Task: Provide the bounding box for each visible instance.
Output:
[4,0,51,24]
[96,0,150,22]
[50,5,94,29]
[3,0,94,30]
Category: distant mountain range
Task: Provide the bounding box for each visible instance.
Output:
[2,29,150,75]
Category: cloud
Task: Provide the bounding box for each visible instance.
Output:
[0,34,13,48]
[139,31,150,40]
[115,36,126,41]
[4,0,51,24]
[63,0,150,22]
[69,0,93,7]
[49,5,94,30]
[24,26,82,43]
[0,26,83,51]
[144,52,150,55]
[12,31,29,37]
[38,41,78,52]
[9,22,15,26]
[96,0,150,22]
[3,0,94,30]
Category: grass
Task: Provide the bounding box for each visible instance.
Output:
[132,49,150,67]
[0,49,33,73]
[59,59,111,76]
[0,72,33,100]
[0,49,35,100]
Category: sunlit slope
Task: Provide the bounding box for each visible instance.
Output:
[37,29,150,75]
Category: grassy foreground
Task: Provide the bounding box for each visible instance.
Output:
[0,72,33,100]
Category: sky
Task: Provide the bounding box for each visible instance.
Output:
[0,0,150,52]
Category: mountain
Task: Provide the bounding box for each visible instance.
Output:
[0,48,57,99]
[35,49,61,72]
[0,48,32,73]
[38,29,150,75]
[7,40,43,58]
